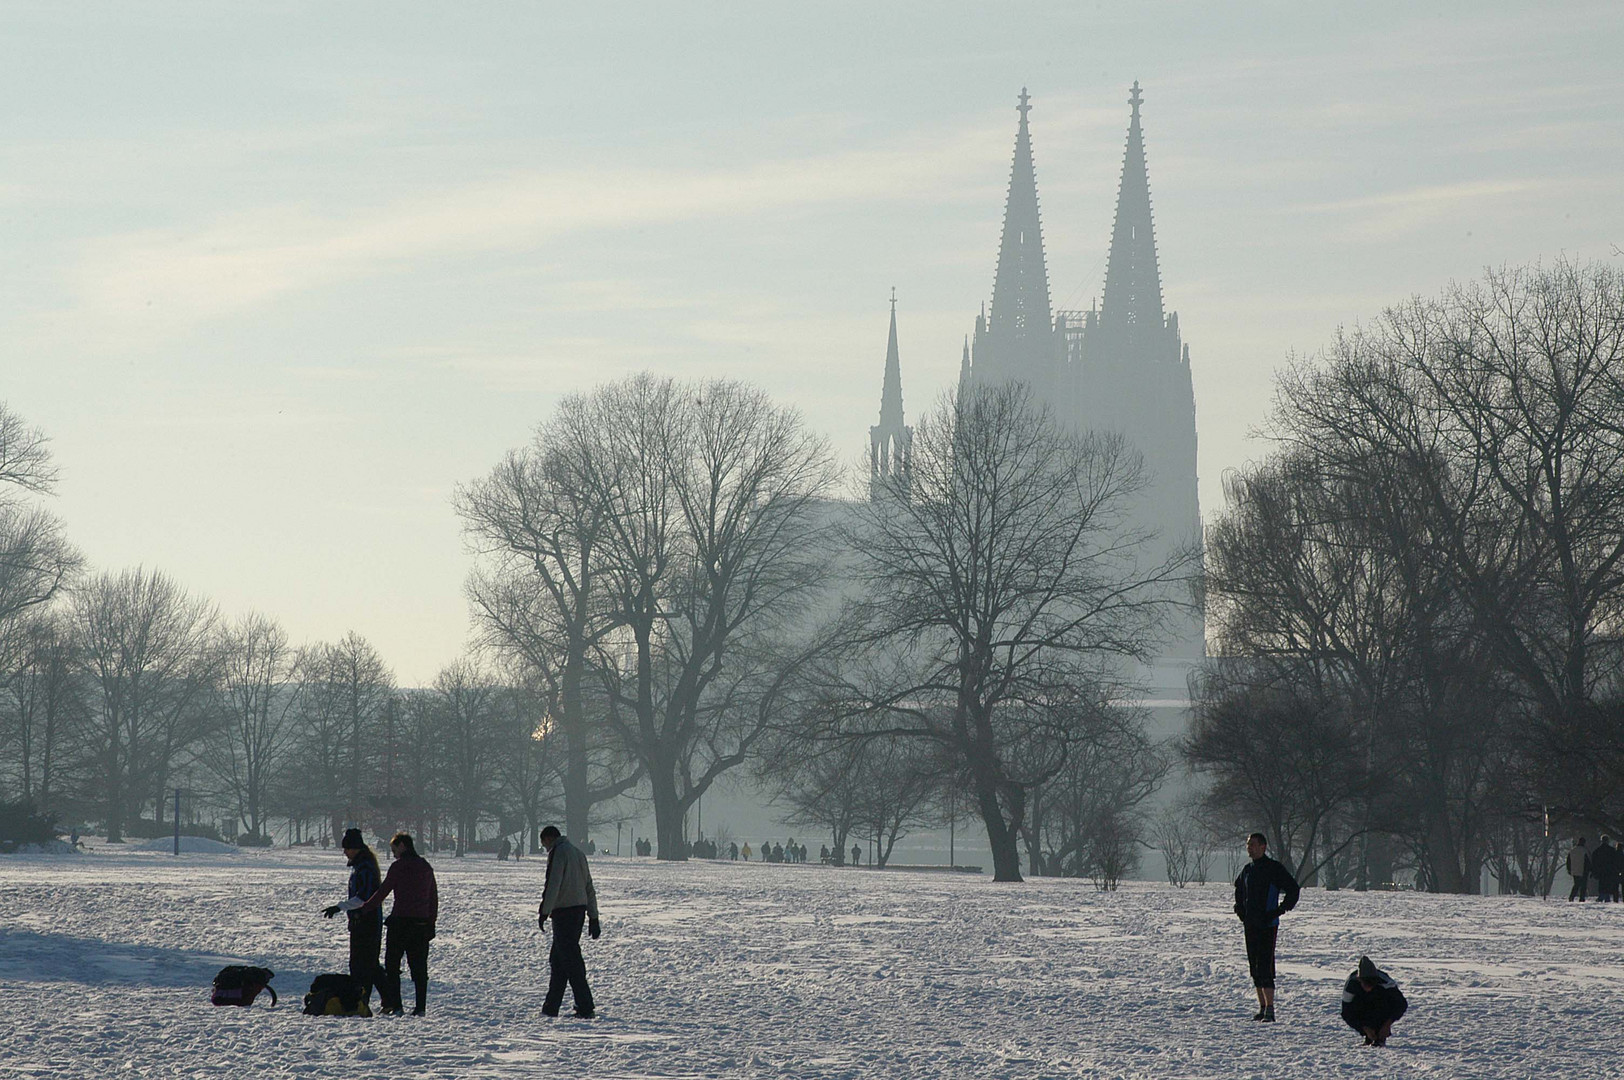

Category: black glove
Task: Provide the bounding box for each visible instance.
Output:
[538,908,548,931]
[1233,903,1245,922]
[322,904,342,918]
[589,916,601,940]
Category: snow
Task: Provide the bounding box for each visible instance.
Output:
[2,849,1622,1078]
[126,836,239,854]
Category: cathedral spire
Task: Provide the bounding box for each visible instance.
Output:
[979,87,1056,390]
[869,290,912,499]
[1098,80,1166,342]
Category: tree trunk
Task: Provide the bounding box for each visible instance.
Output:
[974,777,1024,883]
[562,645,591,841]
[649,769,688,860]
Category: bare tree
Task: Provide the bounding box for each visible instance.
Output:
[427,658,503,855]
[840,383,1193,881]
[70,568,219,842]
[204,613,302,841]
[0,612,86,815]
[457,442,640,841]
[1278,260,1624,830]
[560,374,837,859]
[294,632,395,841]
[0,405,80,632]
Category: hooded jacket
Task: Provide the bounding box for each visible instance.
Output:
[1341,958,1407,1029]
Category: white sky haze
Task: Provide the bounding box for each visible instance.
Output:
[4,2,1621,683]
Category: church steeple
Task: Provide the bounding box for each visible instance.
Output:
[974,87,1057,392]
[1097,81,1167,349]
[869,290,912,500]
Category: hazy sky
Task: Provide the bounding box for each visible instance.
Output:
[4,2,1621,684]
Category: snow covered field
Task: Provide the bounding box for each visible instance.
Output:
[3,849,1622,1079]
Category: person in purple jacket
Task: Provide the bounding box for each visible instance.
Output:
[360,831,439,1015]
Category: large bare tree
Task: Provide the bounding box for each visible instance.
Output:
[457,441,640,842]
[841,383,1195,881]
[558,374,838,858]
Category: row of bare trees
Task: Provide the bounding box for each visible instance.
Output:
[1190,259,1624,894]
[461,373,1194,879]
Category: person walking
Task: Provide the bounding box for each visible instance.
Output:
[538,824,600,1019]
[1567,837,1590,901]
[1233,832,1300,1022]
[359,831,438,1016]
[1341,955,1408,1046]
[321,828,382,1010]
[1592,836,1621,902]
[741,842,752,862]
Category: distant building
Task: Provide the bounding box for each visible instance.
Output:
[868,291,913,501]
[963,82,1203,665]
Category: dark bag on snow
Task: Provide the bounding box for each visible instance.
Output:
[211,964,277,1007]
[303,972,372,1017]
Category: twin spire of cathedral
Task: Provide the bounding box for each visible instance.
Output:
[868,82,1183,499]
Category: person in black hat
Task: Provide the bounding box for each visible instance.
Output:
[321,827,382,1009]
[1341,955,1407,1046]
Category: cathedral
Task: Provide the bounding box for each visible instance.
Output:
[867,82,1204,662]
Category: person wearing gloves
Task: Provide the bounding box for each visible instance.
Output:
[1233,832,1301,1022]
[358,831,439,1016]
[1341,955,1408,1046]
[537,825,600,1019]
[322,828,382,1010]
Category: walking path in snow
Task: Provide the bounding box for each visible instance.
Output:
[2,849,1621,1078]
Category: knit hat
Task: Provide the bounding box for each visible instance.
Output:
[341,828,364,849]
[1356,955,1378,981]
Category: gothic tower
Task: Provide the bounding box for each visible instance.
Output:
[869,292,913,500]
[1069,81,1202,658]
[970,88,1060,396]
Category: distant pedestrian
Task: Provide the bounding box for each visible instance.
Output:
[852,845,861,867]
[772,842,784,863]
[359,832,438,1015]
[1568,837,1590,901]
[499,837,512,862]
[321,828,382,1011]
[820,844,829,864]
[1341,956,1407,1046]
[742,842,752,861]
[538,825,600,1019]
[1593,837,1621,902]
[729,841,739,861]
[1233,832,1300,1022]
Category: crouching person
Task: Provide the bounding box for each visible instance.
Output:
[1342,955,1407,1046]
[359,831,439,1015]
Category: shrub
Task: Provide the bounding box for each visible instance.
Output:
[0,800,60,848]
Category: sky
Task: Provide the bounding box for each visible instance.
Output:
[3,2,1621,685]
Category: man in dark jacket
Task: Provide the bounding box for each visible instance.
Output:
[359,831,439,1015]
[1341,955,1407,1046]
[1233,832,1300,1022]
[321,828,382,1009]
[1592,836,1621,902]
[538,825,600,1019]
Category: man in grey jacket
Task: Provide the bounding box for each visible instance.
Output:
[538,825,600,1018]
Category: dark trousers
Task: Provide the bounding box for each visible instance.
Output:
[381,917,433,1013]
[348,917,382,1004]
[1570,875,1589,901]
[545,906,594,1016]
[1244,924,1278,989]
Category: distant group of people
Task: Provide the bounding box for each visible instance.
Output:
[1566,836,1623,901]
[1234,831,1409,1047]
[735,839,809,863]
[322,824,600,1019]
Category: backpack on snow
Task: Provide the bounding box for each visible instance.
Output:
[302,972,372,1017]
[211,965,277,1008]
